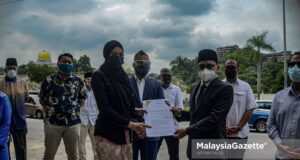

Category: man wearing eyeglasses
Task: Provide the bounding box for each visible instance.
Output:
[79,72,98,160]
[0,58,29,160]
[174,49,234,160]
[129,50,165,160]
[224,59,256,160]
[267,51,300,160]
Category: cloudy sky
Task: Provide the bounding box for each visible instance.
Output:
[0,0,299,73]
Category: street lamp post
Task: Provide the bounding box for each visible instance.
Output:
[283,0,288,88]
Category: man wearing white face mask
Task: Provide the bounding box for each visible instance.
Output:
[174,49,234,160]
[0,58,29,160]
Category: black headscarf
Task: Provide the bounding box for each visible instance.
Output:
[100,40,128,84]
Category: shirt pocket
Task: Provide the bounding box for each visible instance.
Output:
[234,91,246,110]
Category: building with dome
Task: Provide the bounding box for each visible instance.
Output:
[37,50,56,66]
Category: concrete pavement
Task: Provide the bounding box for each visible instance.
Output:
[9,118,276,160]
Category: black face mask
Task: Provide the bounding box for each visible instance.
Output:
[162,75,172,85]
[107,56,124,69]
[225,68,237,80]
[135,65,150,78]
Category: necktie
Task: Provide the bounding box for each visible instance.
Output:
[195,84,206,107]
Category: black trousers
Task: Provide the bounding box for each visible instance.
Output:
[158,136,179,160]
[226,137,248,160]
[8,129,27,160]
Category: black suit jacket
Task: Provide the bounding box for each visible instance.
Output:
[181,78,233,159]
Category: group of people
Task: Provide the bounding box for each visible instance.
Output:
[0,39,299,160]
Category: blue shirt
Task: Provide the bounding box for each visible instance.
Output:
[40,73,86,126]
[267,86,300,159]
[0,92,11,150]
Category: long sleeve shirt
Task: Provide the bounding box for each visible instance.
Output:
[267,86,300,159]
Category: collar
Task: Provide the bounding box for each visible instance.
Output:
[289,85,300,97]
[5,76,17,82]
[201,77,217,87]
[57,71,74,80]
[224,78,240,85]
[134,73,145,82]
[165,83,174,89]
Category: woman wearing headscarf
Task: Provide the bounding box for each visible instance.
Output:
[0,92,12,160]
[92,40,150,160]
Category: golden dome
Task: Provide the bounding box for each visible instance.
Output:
[38,50,51,61]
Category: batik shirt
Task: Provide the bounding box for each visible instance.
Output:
[40,73,86,126]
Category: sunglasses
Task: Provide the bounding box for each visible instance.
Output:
[288,62,300,68]
[198,64,215,70]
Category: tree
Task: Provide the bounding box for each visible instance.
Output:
[76,55,94,73]
[17,64,27,75]
[170,56,198,93]
[246,31,275,99]
[124,66,133,75]
[26,61,57,83]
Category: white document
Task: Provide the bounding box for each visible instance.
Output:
[143,99,175,137]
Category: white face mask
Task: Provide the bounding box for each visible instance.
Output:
[7,70,17,78]
[198,68,216,83]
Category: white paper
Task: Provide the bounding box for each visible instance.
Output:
[143,99,175,137]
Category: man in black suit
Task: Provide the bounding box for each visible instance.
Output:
[174,49,234,160]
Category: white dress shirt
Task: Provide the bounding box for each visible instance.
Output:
[163,83,184,129]
[80,89,99,126]
[224,78,257,138]
[134,74,146,101]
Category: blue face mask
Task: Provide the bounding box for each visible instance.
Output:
[288,64,300,82]
[58,63,73,74]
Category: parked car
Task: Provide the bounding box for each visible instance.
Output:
[248,100,272,133]
[25,94,44,119]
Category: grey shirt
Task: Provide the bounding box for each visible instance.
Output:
[267,86,300,159]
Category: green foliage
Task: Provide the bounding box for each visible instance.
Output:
[0,67,4,75]
[26,61,57,83]
[17,64,27,75]
[170,56,198,93]
[73,55,94,73]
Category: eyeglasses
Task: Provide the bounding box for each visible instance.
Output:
[288,62,300,68]
[161,74,172,78]
[198,64,215,70]
[134,60,151,66]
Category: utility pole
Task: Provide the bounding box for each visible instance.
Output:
[283,0,288,88]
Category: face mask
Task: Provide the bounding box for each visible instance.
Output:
[288,65,300,82]
[7,70,17,78]
[107,56,124,69]
[162,76,172,85]
[198,68,216,82]
[58,63,73,74]
[225,68,237,80]
[135,65,150,78]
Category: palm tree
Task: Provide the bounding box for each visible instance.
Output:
[246,31,275,100]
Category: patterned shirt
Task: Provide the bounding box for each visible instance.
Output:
[0,77,29,130]
[40,73,86,126]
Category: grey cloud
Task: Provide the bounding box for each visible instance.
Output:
[157,0,215,16]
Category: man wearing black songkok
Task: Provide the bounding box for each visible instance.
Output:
[174,49,234,160]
